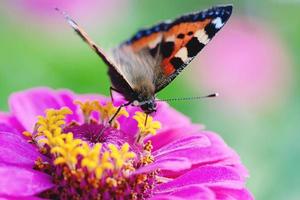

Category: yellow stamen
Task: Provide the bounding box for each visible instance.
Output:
[74,100,99,123]
[51,133,85,169]
[81,143,102,171]
[133,112,161,141]
[94,101,129,128]
[36,107,72,147]
[109,143,136,169]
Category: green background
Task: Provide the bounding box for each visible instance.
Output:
[0,1,299,199]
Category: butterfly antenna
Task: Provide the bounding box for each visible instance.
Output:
[157,93,219,102]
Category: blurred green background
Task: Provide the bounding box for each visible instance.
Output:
[0,0,299,199]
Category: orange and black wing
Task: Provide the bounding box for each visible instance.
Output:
[121,5,233,93]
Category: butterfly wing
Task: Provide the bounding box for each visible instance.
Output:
[56,8,135,99]
[120,5,233,93]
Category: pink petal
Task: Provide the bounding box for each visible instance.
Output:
[133,157,191,175]
[153,134,211,158]
[153,133,224,165]
[153,132,248,178]
[212,186,254,200]
[147,124,201,151]
[156,185,215,200]
[74,93,108,103]
[0,196,44,200]
[202,132,249,177]
[9,87,79,131]
[0,123,18,135]
[153,102,194,130]
[0,113,24,134]
[155,166,243,193]
[57,89,82,123]
[0,112,10,125]
[0,165,53,197]
[149,195,184,200]
[0,131,42,167]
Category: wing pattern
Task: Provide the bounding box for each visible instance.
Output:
[121,5,233,92]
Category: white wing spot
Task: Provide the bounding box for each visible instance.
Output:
[165,35,176,42]
[212,17,224,29]
[175,47,188,61]
[194,29,210,45]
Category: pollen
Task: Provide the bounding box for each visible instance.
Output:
[133,112,161,142]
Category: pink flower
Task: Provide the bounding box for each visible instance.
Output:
[5,0,129,29]
[190,17,292,111]
[0,87,253,199]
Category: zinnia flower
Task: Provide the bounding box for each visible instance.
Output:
[0,87,253,199]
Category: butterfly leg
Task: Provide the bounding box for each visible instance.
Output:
[109,86,122,103]
[109,101,132,125]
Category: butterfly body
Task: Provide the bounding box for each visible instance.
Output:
[58,5,233,114]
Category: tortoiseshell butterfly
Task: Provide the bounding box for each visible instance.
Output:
[57,5,232,115]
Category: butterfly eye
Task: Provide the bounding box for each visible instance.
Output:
[132,100,140,106]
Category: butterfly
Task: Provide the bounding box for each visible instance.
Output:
[57,5,232,118]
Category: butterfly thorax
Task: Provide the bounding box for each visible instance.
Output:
[111,47,158,113]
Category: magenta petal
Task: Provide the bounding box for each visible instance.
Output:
[155,166,243,193]
[0,166,53,196]
[153,131,246,175]
[147,124,201,151]
[0,123,18,135]
[153,134,211,157]
[1,196,44,200]
[0,131,41,167]
[57,89,82,123]
[0,112,10,125]
[150,195,185,200]
[74,93,108,103]
[153,102,194,130]
[9,87,79,131]
[157,185,215,200]
[153,134,214,165]
[212,186,254,200]
[133,157,191,175]
[0,113,24,134]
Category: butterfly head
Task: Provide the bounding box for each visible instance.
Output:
[131,88,157,114]
[130,78,156,113]
[132,98,157,114]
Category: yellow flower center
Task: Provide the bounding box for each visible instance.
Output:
[25,102,135,179]
[23,100,162,199]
